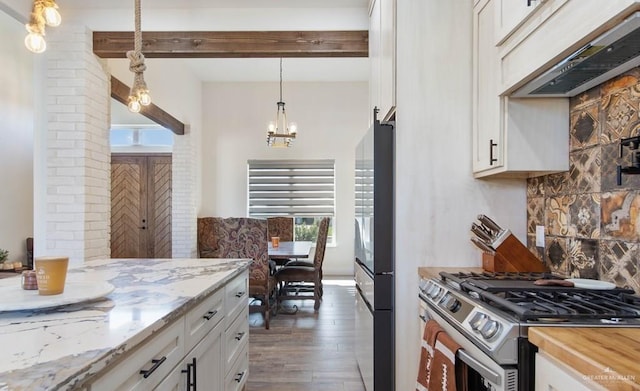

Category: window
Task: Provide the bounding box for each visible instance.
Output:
[109,125,174,153]
[248,160,335,243]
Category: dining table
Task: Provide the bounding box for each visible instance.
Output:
[268,240,313,263]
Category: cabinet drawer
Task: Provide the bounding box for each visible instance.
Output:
[184,287,224,353]
[90,319,184,391]
[225,272,248,327]
[225,306,249,370]
[225,346,249,391]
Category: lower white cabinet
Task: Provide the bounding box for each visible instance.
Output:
[88,270,249,391]
[535,352,606,391]
[155,321,224,391]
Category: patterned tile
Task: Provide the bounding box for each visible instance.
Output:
[569,104,599,151]
[546,195,577,236]
[544,171,571,197]
[602,139,640,191]
[600,68,640,97]
[568,193,600,239]
[545,237,569,276]
[601,89,640,144]
[526,234,544,261]
[568,147,601,194]
[601,190,640,241]
[599,240,640,293]
[570,87,601,110]
[527,197,545,234]
[526,177,545,198]
[567,238,598,279]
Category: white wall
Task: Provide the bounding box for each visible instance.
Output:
[201,81,368,275]
[0,9,34,264]
[394,1,527,390]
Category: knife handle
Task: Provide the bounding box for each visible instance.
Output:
[478,214,502,233]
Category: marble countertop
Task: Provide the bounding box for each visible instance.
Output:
[0,258,251,391]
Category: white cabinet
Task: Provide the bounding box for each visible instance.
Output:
[88,270,249,391]
[535,352,606,391]
[90,320,185,391]
[472,0,569,178]
[369,0,396,121]
[499,0,640,94]
[155,322,224,391]
[494,0,546,45]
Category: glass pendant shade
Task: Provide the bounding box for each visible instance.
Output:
[139,91,151,106]
[24,31,46,53]
[128,98,141,113]
[43,6,61,27]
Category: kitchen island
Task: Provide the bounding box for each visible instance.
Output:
[0,258,251,390]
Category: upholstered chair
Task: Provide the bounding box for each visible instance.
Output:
[267,216,294,241]
[197,217,276,329]
[275,217,330,311]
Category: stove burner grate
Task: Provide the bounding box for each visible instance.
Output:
[478,288,640,321]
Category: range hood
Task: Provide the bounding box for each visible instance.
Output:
[513,12,640,98]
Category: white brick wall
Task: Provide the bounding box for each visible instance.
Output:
[172,126,197,257]
[45,25,110,266]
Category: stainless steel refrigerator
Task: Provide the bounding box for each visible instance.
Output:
[354,108,394,391]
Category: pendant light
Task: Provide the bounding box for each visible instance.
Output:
[126,0,151,113]
[24,0,61,54]
[267,58,298,147]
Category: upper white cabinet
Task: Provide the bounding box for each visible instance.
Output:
[369,0,396,121]
[494,0,547,45]
[499,0,640,95]
[473,0,569,178]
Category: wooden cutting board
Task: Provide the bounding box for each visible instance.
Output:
[529,327,640,391]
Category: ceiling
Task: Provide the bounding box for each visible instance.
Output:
[58,0,370,82]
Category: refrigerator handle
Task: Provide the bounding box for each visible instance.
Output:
[379,271,394,276]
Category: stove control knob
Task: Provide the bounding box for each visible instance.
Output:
[469,312,488,331]
[443,295,461,312]
[480,319,501,340]
[429,286,443,299]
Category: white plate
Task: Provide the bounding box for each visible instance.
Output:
[566,278,617,290]
[0,281,114,312]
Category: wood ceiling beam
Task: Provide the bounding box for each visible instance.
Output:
[110,76,185,135]
[93,30,368,58]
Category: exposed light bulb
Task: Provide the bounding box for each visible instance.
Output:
[43,6,61,27]
[24,31,46,53]
[128,98,141,113]
[139,91,151,106]
[267,121,276,134]
[289,122,297,135]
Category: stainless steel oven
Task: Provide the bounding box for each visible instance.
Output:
[419,290,519,391]
[418,272,640,391]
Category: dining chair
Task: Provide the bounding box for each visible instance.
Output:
[266,216,294,242]
[197,217,276,329]
[275,217,330,311]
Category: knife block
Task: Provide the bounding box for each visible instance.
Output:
[482,233,548,273]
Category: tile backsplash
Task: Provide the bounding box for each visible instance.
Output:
[526,68,640,293]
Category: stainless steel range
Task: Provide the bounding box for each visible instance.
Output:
[418,272,640,391]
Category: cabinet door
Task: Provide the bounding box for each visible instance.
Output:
[379,0,396,118]
[494,0,545,45]
[155,323,224,391]
[535,352,606,391]
[369,0,381,122]
[473,0,502,173]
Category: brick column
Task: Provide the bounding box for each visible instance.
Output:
[44,24,110,266]
[172,126,198,257]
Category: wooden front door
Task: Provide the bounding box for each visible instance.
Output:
[111,154,172,258]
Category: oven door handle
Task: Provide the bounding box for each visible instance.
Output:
[457,350,501,385]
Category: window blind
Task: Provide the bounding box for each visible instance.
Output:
[248,160,335,217]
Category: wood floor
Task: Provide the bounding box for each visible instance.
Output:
[247,278,366,391]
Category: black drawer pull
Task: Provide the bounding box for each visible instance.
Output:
[234,370,246,383]
[203,309,218,320]
[419,315,427,322]
[235,331,246,341]
[140,356,166,378]
[235,291,246,298]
